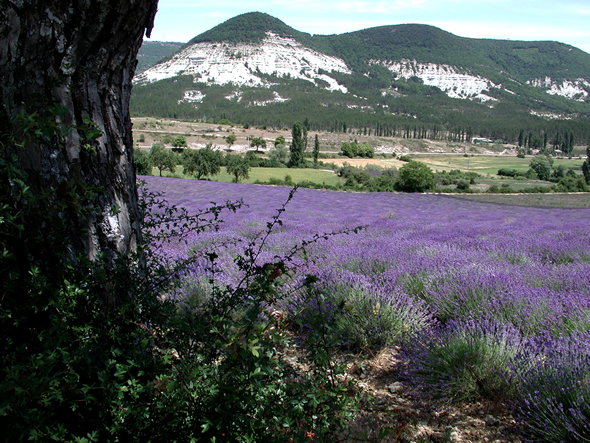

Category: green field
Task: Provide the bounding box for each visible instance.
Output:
[452,193,590,208]
[152,166,343,187]
[414,154,585,176]
[472,177,553,190]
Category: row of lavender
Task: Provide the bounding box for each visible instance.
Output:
[143,176,590,441]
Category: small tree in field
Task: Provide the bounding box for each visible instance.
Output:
[150,142,176,177]
[529,155,553,181]
[397,161,435,192]
[134,149,152,175]
[226,154,251,183]
[183,145,223,179]
[250,136,267,152]
[224,133,237,149]
[172,134,188,152]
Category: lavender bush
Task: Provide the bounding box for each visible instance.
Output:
[516,333,590,442]
[404,318,525,402]
[142,176,590,440]
[288,269,432,350]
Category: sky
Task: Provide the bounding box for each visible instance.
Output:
[146,0,590,55]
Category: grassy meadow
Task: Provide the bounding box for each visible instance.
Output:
[152,165,344,186]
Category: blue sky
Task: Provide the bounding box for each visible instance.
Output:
[147,0,590,54]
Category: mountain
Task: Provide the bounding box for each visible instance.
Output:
[132,12,590,144]
[136,41,184,73]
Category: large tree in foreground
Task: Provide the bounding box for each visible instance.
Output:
[0,2,158,437]
[0,0,158,264]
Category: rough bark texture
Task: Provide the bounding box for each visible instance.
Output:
[0,0,158,261]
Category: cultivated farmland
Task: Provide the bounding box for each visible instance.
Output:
[143,177,590,442]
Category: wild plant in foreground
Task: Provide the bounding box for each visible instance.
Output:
[404,318,524,403]
[152,187,363,442]
[515,333,590,442]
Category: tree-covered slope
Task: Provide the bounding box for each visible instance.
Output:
[188,12,334,54]
[317,24,590,82]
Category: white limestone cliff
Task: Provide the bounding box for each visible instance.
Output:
[135,32,350,93]
[372,59,499,101]
[527,77,590,101]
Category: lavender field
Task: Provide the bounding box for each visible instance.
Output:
[143,176,590,441]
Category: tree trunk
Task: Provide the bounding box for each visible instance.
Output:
[0,0,158,263]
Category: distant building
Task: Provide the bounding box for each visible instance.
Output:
[472,137,493,144]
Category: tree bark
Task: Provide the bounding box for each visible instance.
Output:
[0,0,158,262]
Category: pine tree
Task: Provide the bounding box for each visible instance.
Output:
[288,122,305,168]
[543,132,548,151]
[313,134,320,166]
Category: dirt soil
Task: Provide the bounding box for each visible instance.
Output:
[341,348,522,442]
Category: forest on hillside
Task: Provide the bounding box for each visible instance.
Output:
[130,74,590,145]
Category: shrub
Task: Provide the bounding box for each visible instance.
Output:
[357,142,375,158]
[552,177,590,192]
[340,141,358,158]
[497,168,519,177]
[396,161,435,192]
[456,180,470,191]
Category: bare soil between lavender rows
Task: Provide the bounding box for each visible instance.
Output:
[328,348,522,442]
